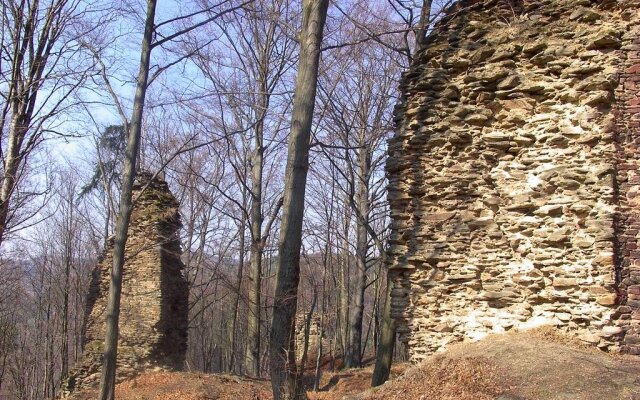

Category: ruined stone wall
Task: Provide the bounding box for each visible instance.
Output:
[386,0,640,362]
[613,2,640,355]
[294,313,323,362]
[63,172,188,394]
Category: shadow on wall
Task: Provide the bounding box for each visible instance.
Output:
[155,190,189,370]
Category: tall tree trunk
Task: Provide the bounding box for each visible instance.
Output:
[313,245,328,391]
[246,223,263,377]
[344,146,370,368]
[246,109,266,377]
[61,191,73,380]
[61,243,71,380]
[268,1,328,398]
[97,1,156,399]
[339,201,351,358]
[229,218,246,374]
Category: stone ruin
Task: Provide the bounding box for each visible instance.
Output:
[294,313,323,362]
[386,0,640,362]
[63,172,188,394]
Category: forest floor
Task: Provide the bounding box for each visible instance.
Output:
[69,328,640,400]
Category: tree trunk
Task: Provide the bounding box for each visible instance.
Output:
[0,117,27,246]
[344,141,370,368]
[339,202,351,358]
[229,219,245,374]
[313,246,328,391]
[61,240,71,380]
[268,1,328,399]
[415,0,433,53]
[344,238,365,367]
[371,273,396,387]
[246,111,266,377]
[97,1,156,399]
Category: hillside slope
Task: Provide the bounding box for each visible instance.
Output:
[351,330,640,400]
[69,330,640,400]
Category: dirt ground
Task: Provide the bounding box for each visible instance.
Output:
[69,329,640,400]
[68,372,272,400]
[352,329,640,400]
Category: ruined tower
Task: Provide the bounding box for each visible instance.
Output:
[386,0,640,361]
[63,172,188,394]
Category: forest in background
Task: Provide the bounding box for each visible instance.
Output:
[0,0,453,399]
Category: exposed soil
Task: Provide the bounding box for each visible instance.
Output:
[68,329,640,400]
[306,363,409,400]
[68,372,272,400]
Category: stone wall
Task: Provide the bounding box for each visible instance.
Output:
[386,0,640,362]
[613,2,640,355]
[62,172,188,394]
[294,313,322,363]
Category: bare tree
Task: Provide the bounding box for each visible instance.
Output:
[97,0,157,396]
[269,0,329,398]
[216,2,289,376]
[98,1,255,397]
[181,0,294,375]
[0,164,94,399]
[313,11,400,367]
[0,0,99,247]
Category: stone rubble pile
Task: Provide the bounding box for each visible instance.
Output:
[386,0,640,361]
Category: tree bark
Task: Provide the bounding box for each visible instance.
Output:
[338,201,351,358]
[229,218,246,374]
[0,118,26,246]
[97,1,156,399]
[415,0,433,53]
[268,1,328,398]
[61,231,71,380]
[246,94,267,377]
[313,246,328,391]
[371,274,396,386]
[344,144,370,368]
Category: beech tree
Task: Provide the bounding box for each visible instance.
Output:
[193,1,292,375]
[0,166,95,400]
[321,40,397,369]
[96,0,157,395]
[0,0,99,248]
[269,0,329,398]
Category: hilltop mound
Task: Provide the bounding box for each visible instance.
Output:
[349,329,640,400]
